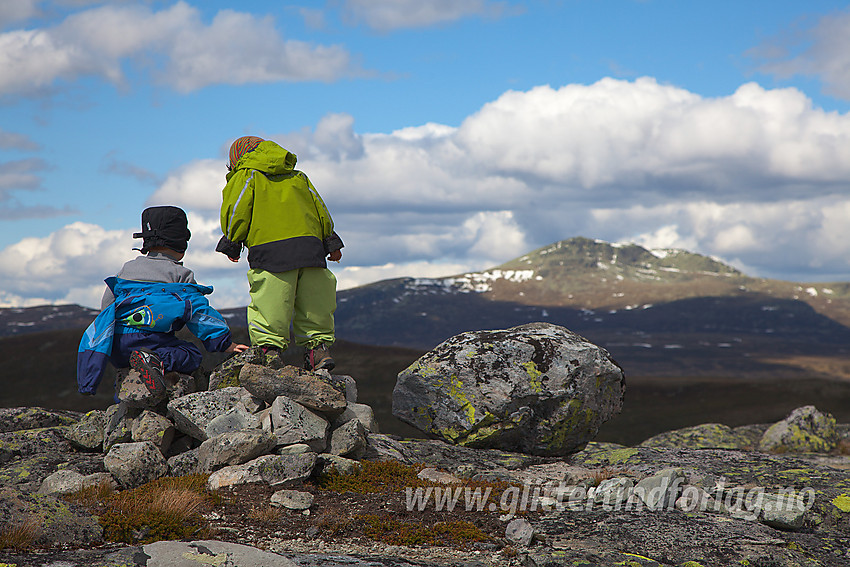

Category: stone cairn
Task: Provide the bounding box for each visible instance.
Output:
[64,346,377,493]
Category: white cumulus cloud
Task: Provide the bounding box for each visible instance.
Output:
[7,77,850,307]
[0,2,360,96]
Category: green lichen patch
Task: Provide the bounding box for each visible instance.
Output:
[574,447,640,467]
[521,361,544,393]
[830,493,850,513]
[540,399,596,453]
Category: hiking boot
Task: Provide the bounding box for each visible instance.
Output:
[129,349,166,396]
[304,344,335,371]
[260,344,285,369]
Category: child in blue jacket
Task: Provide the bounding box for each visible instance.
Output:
[77,206,247,396]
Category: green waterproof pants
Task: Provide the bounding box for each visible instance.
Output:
[245,267,337,349]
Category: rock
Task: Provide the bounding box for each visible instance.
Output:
[593,477,634,507]
[204,405,261,438]
[270,395,330,452]
[103,441,169,488]
[116,368,167,408]
[392,322,625,456]
[37,469,86,495]
[64,410,105,451]
[167,387,254,441]
[143,539,298,567]
[0,427,74,468]
[632,468,685,511]
[0,486,103,547]
[207,453,317,490]
[363,433,409,463]
[319,454,360,475]
[757,492,809,530]
[197,430,278,472]
[168,447,201,477]
[278,443,314,455]
[639,423,754,450]
[207,345,267,390]
[0,407,81,433]
[103,403,138,451]
[131,410,175,454]
[335,374,358,403]
[36,469,115,496]
[759,405,839,453]
[333,402,379,433]
[329,419,367,459]
[164,371,197,400]
[239,363,347,415]
[270,489,314,510]
[416,467,462,484]
[505,517,534,546]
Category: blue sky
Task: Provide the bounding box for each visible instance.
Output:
[2,0,850,309]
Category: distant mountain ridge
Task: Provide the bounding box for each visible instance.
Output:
[328,236,850,381]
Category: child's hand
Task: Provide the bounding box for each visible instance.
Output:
[225,342,249,354]
[228,256,240,263]
[328,249,342,262]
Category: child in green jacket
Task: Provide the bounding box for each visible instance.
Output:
[216,136,343,371]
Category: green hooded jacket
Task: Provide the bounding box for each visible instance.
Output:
[218,140,343,273]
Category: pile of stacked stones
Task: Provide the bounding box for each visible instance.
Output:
[63,347,377,492]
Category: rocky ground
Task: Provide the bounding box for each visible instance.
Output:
[3,324,850,567]
[2,404,850,567]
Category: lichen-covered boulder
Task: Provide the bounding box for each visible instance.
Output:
[758,405,839,453]
[392,322,625,456]
[639,423,754,450]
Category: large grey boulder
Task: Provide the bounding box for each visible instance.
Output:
[392,322,625,456]
[0,486,103,547]
[142,540,297,567]
[758,405,839,453]
[103,403,138,451]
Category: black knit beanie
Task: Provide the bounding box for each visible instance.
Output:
[133,206,192,254]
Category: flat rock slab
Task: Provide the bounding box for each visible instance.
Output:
[143,539,298,567]
[239,363,347,415]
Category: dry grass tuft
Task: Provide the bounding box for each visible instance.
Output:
[63,479,116,508]
[0,515,41,551]
[67,474,216,544]
[247,505,281,524]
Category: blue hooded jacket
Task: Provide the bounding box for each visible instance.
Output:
[76,277,232,395]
